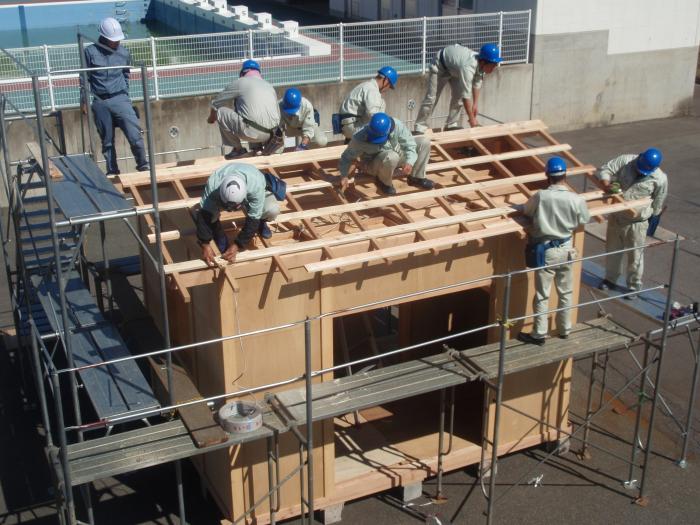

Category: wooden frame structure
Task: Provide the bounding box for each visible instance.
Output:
[116,120,648,523]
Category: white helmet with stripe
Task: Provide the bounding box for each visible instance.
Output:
[219,174,247,208]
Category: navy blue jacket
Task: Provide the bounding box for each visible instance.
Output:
[84,40,131,97]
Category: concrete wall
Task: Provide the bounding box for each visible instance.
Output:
[1,63,533,206]
[474,0,700,130]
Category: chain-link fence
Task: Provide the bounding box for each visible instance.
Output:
[0,10,531,113]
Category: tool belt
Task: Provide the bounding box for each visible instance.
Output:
[263,171,287,201]
[242,116,275,138]
[332,113,356,135]
[525,237,571,269]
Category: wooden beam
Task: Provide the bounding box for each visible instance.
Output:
[305,221,525,273]
[426,144,571,173]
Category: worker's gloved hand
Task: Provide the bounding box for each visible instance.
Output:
[222,243,239,263]
[206,109,218,124]
[607,182,622,194]
[201,243,216,266]
[295,143,309,151]
[338,176,349,193]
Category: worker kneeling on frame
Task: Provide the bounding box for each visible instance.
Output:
[337,112,433,196]
[517,157,590,346]
[196,163,286,265]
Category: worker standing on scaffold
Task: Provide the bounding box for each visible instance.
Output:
[82,18,149,175]
[414,43,501,134]
[517,157,590,346]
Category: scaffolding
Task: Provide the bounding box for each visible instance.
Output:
[0,48,698,525]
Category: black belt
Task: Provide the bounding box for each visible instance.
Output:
[95,91,127,100]
[242,117,274,136]
[438,48,447,70]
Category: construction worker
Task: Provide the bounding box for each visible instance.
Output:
[337,112,433,196]
[196,163,286,265]
[278,88,327,152]
[82,17,149,175]
[517,157,590,346]
[207,59,281,159]
[597,148,668,297]
[414,43,501,134]
[334,66,398,141]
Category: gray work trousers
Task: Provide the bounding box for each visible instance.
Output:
[91,93,148,174]
[366,136,431,185]
[217,106,272,149]
[532,241,576,338]
[414,63,464,133]
[260,192,281,221]
[605,216,647,291]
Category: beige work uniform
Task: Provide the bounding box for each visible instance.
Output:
[338,79,385,139]
[414,44,484,133]
[277,96,327,151]
[523,184,590,337]
[338,118,430,186]
[598,155,668,291]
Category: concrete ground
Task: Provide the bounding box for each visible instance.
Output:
[0,89,698,524]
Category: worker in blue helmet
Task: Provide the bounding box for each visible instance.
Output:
[596,149,668,298]
[415,43,501,134]
[517,157,590,346]
[276,88,327,153]
[207,58,281,158]
[81,18,149,175]
[334,66,398,142]
[337,112,433,196]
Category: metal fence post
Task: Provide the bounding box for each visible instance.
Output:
[339,23,344,82]
[248,29,254,59]
[421,17,427,74]
[498,11,504,58]
[42,45,56,111]
[150,37,159,101]
[525,9,532,63]
[304,318,315,522]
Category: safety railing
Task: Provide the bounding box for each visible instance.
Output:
[0,10,531,113]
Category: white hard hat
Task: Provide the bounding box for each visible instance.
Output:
[219,175,247,207]
[98,18,125,42]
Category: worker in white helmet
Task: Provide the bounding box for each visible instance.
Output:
[414,43,502,134]
[207,59,281,159]
[82,17,148,175]
[597,148,668,297]
[517,157,590,346]
[196,163,286,265]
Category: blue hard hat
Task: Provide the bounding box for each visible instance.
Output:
[478,43,502,64]
[282,88,302,115]
[366,113,393,144]
[240,59,261,76]
[546,156,567,176]
[636,148,663,176]
[377,66,398,88]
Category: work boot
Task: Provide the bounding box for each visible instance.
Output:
[224,147,248,160]
[558,334,569,340]
[407,176,434,190]
[517,332,545,346]
[624,290,639,301]
[376,181,396,195]
[598,279,617,291]
[136,164,150,172]
[258,220,272,240]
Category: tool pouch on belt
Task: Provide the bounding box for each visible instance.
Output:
[331,113,343,135]
[264,172,287,201]
[314,109,320,126]
[525,243,547,269]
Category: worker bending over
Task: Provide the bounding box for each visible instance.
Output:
[338,112,433,196]
[196,163,286,265]
[517,157,590,346]
[335,66,398,141]
[278,88,327,152]
[414,43,501,134]
[82,18,149,175]
[597,148,668,297]
[207,60,280,159]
